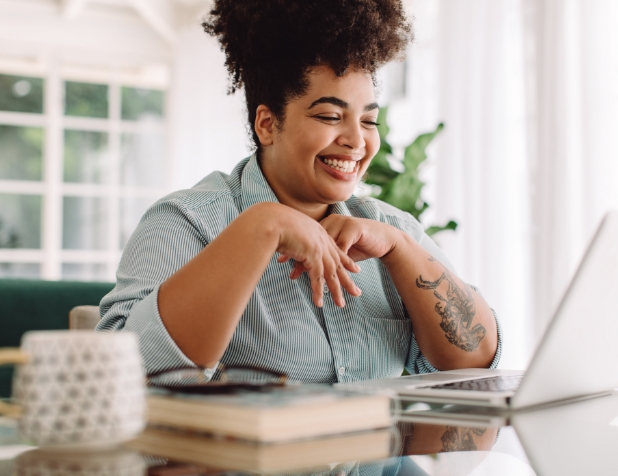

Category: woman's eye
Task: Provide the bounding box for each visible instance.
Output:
[362,120,380,127]
[315,115,339,122]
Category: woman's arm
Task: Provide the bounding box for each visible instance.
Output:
[380,231,498,370]
[158,202,360,368]
[398,422,498,455]
[319,215,498,371]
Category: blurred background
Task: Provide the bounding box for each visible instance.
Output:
[0,0,617,369]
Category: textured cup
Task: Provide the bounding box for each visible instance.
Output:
[13,331,146,448]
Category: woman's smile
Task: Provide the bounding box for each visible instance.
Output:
[316,154,361,181]
[257,66,380,218]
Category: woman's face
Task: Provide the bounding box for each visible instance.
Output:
[258,66,380,217]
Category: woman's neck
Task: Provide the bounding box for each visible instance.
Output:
[258,153,330,221]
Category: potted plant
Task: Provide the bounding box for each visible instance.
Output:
[364,108,457,237]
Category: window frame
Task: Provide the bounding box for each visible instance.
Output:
[0,63,171,281]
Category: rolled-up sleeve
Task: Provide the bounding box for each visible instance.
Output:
[96,197,217,379]
[405,233,503,372]
[122,285,216,379]
[373,200,503,373]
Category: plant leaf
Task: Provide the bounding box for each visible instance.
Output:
[363,109,454,235]
[366,112,397,186]
[386,172,425,219]
[403,122,444,171]
[425,220,458,236]
[365,150,399,186]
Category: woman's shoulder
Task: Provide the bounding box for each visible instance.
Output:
[154,158,249,213]
[345,194,417,221]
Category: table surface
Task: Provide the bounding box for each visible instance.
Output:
[3,390,618,476]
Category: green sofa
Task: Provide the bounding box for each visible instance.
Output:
[0,279,115,398]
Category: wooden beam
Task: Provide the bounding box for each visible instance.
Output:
[129,0,177,45]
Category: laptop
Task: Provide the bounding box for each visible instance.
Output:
[339,210,618,410]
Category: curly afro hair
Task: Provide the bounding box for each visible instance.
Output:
[203,0,413,151]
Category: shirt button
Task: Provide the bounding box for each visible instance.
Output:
[323,284,329,294]
[338,366,346,376]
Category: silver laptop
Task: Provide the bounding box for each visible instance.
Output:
[339,210,618,410]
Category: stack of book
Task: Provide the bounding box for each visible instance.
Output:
[128,385,393,471]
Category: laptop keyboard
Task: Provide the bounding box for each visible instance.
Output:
[431,374,523,392]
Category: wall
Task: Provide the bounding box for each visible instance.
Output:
[169,24,250,191]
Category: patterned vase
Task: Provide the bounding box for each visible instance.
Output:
[13,331,146,448]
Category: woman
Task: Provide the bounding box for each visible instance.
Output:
[99,0,500,382]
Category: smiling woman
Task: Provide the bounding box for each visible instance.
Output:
[257,67,381,218]
[97,0,501,383]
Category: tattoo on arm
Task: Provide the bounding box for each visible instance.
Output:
[416,259,486,352]
[440,426,486,452]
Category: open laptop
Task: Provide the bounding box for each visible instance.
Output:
[339,210,618,410]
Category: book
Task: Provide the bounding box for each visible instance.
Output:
[147,385,392,443]
[128,426,392,472]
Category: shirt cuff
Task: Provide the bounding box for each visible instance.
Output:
[487,308,503,369]
[124,284,218,380]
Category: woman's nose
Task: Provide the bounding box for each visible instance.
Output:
[336,122,365,151]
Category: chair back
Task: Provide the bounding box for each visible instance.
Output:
[0,279,115,398]
[69,305,101,330]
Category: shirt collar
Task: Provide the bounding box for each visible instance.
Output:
[240,153,353,218]
[328,200,353,217]
[240,153,280,212]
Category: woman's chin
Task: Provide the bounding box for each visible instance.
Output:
[318,186,356,204]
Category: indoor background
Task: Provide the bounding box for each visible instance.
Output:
[1,0,617,371]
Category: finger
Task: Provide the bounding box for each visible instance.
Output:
[334,227,358,254]
[320,217,344,242]
[318,214,337,228]
[321,218,360,255]
[277,254,291,263]
[338,248,361,273]
[331,246,361,297]
[336,259,362,297]
[323,257,346,307]
[289,261,306,279]
[308,262,325,308]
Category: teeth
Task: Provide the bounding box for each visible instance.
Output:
[321,157,356,173]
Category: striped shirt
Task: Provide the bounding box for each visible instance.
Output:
[98,154,501,382]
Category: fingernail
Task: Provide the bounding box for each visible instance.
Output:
[318,299,323,307]
[355,286,362,295]
[339,298,346,307]
[354,263,361,271]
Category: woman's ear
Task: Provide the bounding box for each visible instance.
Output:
[254,105,275,146]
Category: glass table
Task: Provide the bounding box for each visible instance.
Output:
[3,390,618,476]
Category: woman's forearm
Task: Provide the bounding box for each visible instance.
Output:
[381,231,498,370]
[157,202,280,368]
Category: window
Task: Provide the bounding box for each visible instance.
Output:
[0,72,169,281]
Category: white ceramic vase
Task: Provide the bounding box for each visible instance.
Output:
[12,331,146,448]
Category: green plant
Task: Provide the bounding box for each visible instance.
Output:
[364,107,457,237]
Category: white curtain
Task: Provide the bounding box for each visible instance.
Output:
[524,0,618,337]
[391,0,618,368]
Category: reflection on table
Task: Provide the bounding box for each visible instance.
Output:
[4,390,618,475]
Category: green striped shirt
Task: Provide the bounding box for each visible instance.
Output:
[98,154,501,381]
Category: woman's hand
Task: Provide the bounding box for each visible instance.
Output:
[267,204,362,308]
[319,215,401,262]
[283,214,402,295]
